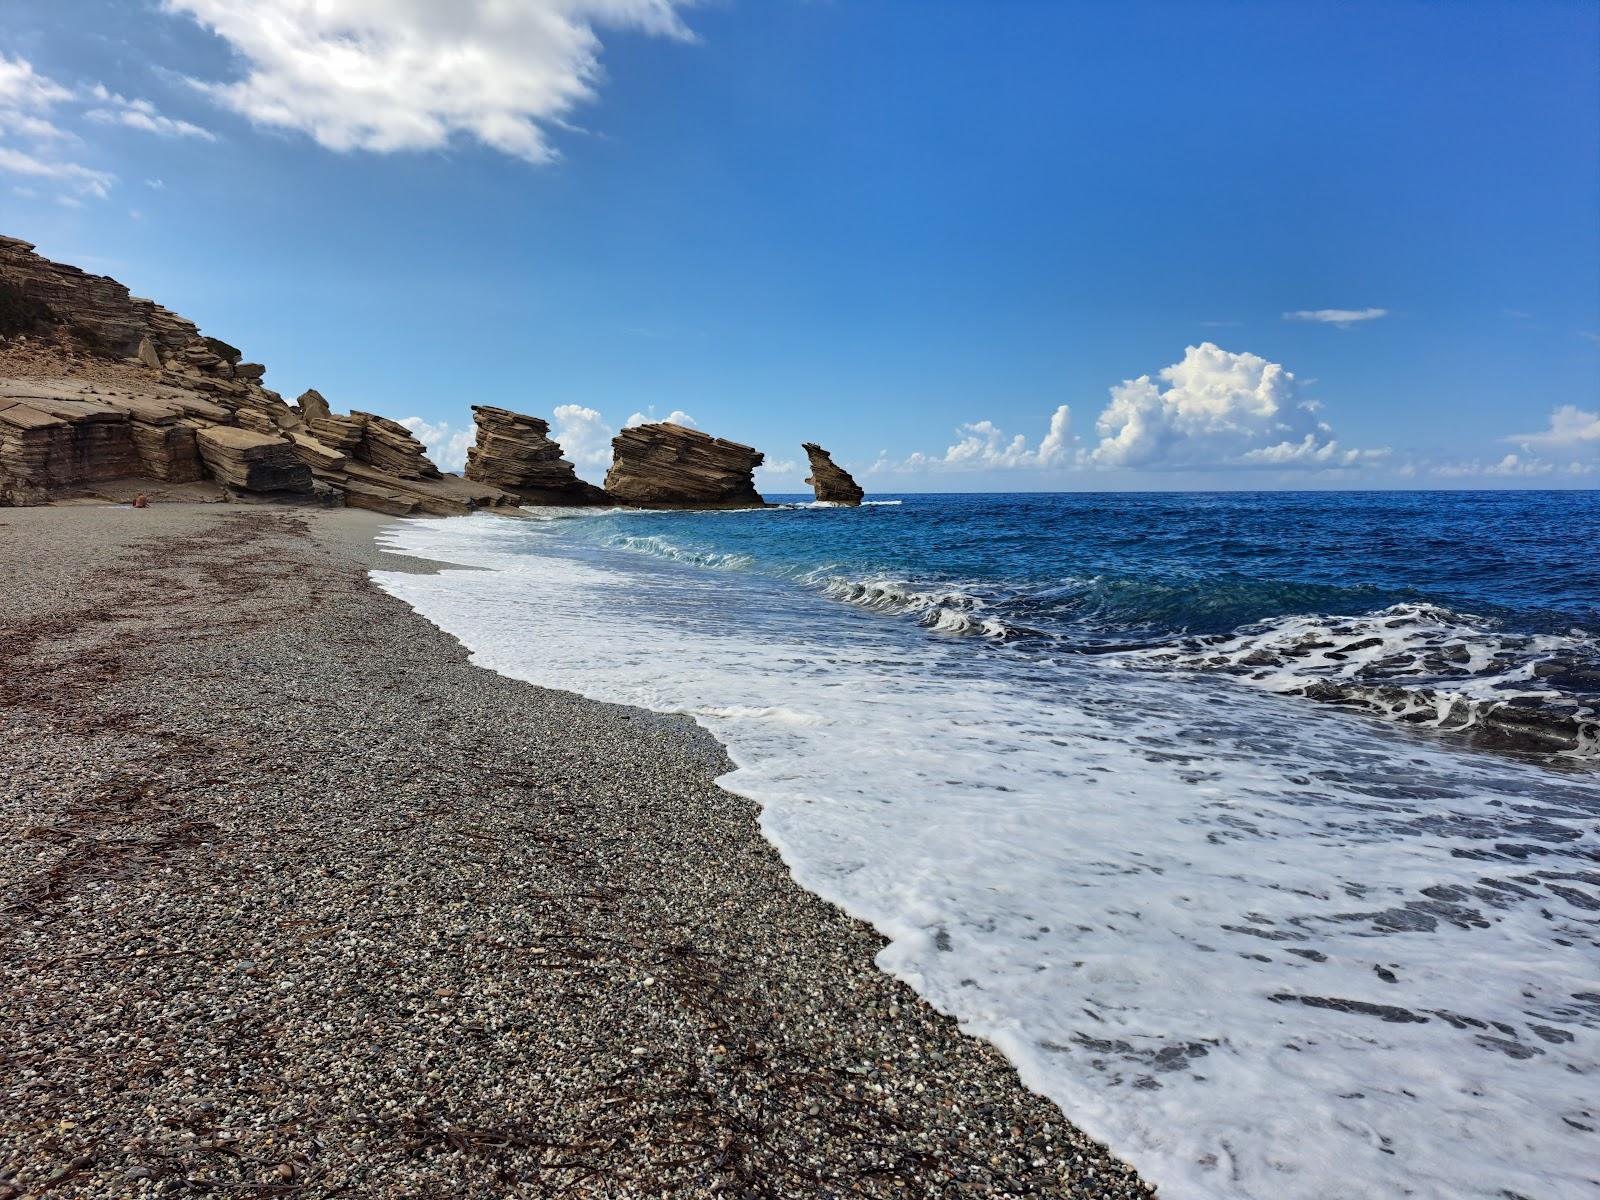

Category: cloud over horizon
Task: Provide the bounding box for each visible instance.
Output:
[878,344,1384,477]
[1283,307,1389,329]
[163,0,696,164]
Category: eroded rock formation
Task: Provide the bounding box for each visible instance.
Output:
[802,442,864,505]
[604,422,765,509]
[464,405,608,504]
[0,235,515,515]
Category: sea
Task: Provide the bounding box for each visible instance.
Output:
[372,490,1600,1200]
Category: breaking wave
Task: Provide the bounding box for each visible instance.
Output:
[1123,603,1600,758]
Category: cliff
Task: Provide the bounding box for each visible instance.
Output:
[464,405,608,505]
[604,422,765,509]
[0,236,514,515]
[802,442,865,505]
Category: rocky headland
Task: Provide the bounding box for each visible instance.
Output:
[605,422,766,509]
[804,442,865,505]
[463,404,609,506]
[2,237,870,514]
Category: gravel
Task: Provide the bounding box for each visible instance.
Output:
[0,503,1156,1199]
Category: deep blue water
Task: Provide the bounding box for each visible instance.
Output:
[377,489,1600,1199]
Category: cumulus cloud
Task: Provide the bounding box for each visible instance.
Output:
[163,0,695,164]
[84,85,216,140]
[1508,405,1600,456]
[624,407,697,430]
[399,416,474,472]
[880,405,1073,474]
[550,403,617,468]
[1283,307,1388,329]
[1087,342,1381,469]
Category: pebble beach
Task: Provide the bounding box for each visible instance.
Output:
[0,503,1154,1199]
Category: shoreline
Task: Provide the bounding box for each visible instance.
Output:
[0,503,1152,1198]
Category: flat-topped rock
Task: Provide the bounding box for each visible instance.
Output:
[802,442,865,505]
[196,426,312,494]
[464,405,608,505]
[604,422,765,509]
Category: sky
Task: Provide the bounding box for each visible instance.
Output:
[1,0,1597,492]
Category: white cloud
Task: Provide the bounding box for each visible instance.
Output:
[756,458,798,477]
[624,407,697,429]
[1283,307,1388,329]
[0,54,73,120]
[875,406,1072,474]
[84,85,216,140]
[1087,343,1379,469]
[0,143,115,197]
[550,403,616,468]
[0,56,119,199]
[398,416,474,472]
[163,0,695,164]
[1498,405,1600,477]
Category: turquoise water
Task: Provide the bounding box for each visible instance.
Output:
[376,490,1600,1200]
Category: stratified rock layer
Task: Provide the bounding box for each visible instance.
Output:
[604,422,765,509]
[0,235,517,515]
[802,442,864,505]
[464,405,608,505]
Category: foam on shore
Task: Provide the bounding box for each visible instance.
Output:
[374,511,1600,1200]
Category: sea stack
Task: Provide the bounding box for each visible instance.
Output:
[604,421,765,508]
[802,442,864,505]
[464,405,608,505]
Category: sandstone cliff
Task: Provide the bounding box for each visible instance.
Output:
[802,442,864,505]
[464,405,608,505]
[604,422,765,508]
[0,236,513,515]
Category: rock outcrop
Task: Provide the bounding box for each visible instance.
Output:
[0,235,517,515]
[196,425,312,494]
[463,405,608,505]
[604,422,765,509]
[802,442,864,505]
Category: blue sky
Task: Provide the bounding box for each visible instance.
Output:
[2,0,1596,491]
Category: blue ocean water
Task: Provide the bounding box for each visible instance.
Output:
[375,490,1600,1200]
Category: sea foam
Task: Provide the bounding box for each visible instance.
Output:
[374,511,1600,1200]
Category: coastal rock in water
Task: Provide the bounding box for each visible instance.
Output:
[464,405,608,505]
[803,442,865,505]
[196,426,313,493]
[604,422,765,508]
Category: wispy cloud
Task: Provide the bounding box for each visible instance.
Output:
[1283,307,1389,329]
[163,0,697,165]
[84,84,216,140]
[0,143,115,197]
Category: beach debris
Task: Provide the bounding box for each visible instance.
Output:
[604,421,766,508]
[802,441,865,505]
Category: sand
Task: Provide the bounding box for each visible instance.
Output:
[0,503,1153,1199]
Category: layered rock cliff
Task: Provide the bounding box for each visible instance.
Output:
[464,405,608,505]
[0,236,513,515]
[604,422,765,508]
[802,442,865,505]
